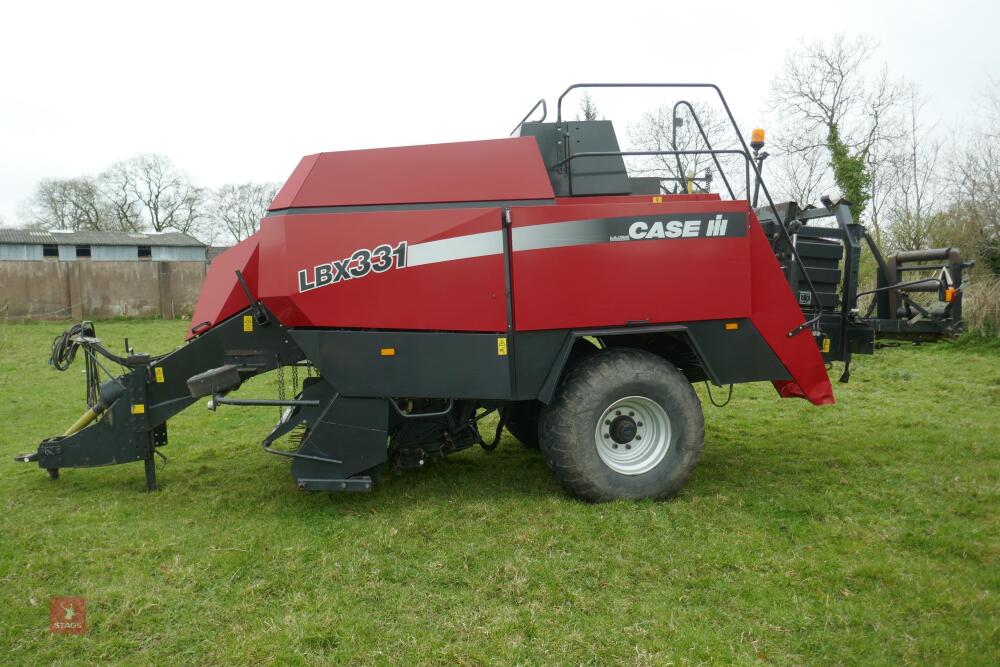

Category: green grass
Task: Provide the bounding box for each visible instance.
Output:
[1,319,997,665]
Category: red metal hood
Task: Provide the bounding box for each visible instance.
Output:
[186,237,259,340]
[269,137,554,210]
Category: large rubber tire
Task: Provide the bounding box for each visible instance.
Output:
[506,339,600,450]
[539,348,704,502]
[506,401,541,448]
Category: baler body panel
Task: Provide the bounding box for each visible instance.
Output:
[188,237,260,338]
[509,200,752,331]
[186,136,833,405]
[269,137,555,210]
[257,207,508,331]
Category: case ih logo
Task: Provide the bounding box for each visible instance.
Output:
[298,241,407,293]
[50,596,86,634]
[612,214,735,242]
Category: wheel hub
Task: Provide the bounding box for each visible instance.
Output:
[608,415,637,443]
[594,396,671,475]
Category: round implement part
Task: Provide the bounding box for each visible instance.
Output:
[594,395,671,475]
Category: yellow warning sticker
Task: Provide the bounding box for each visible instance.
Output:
[652,195,663,203]
[154,367,164,383]
[497,337,508,356]
[822,338,831,353]
[131,404,145,415]
[243,315,253,332]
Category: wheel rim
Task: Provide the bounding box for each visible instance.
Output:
[594,395,671,475]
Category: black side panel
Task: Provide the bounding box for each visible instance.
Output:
[291,320,788,404]
[290,330,512,399]
[684,320,791,384]
[520,120,631,196]
[629,177,662,195]
[512,330,572,400]
[793,230,844,309]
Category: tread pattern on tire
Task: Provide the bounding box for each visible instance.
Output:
[539,347,705,502]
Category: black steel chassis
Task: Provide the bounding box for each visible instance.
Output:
[15,305,792,492]
[15,306,303,489]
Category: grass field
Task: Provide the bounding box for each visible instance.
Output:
[0,318,997,665]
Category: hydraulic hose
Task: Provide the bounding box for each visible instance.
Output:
[49,322,97,371]
[50,322,150,372]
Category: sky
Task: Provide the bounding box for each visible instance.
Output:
[1,0,997,226]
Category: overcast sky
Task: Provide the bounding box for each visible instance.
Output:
[1,0,997,226]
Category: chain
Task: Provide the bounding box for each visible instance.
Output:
[276,362,286,419]
[291,363,299,397]
[276,363,286,401]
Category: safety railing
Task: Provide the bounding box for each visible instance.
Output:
[547,83,823,337]
[550,149,751,200]
[670,100,736,199]
[509,99,547,136]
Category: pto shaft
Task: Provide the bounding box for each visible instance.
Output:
[61,380,126,436]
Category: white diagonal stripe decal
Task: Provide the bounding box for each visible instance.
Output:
[406,230,503,267]
[511,220,610,251]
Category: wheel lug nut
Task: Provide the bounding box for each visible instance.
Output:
[637,422,643,427]
[625,444,631,449]
[605,419,611,425]
[629,411,634,417]
[615,410,621,416]
[636,435,641,440]
[613,444,618,449]
[603,433,610,439]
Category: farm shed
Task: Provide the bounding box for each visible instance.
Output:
[0,229,208,320]
[0,229,206,262]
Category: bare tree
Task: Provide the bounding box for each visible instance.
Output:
[100,154,206,234]
[884,86,944,250]
[768,34,903,219]
[771,146,832,208]
[97,164,143,231]
[864,134,894,245]
[984,76,1000,140]
[21,177,107,230]
[211,182,280,242]
[628,102,740,196]
[943,81,1000,273]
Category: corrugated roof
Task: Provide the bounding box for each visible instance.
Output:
[0,228,206,247]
